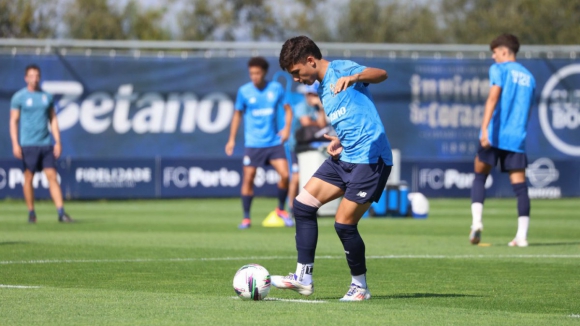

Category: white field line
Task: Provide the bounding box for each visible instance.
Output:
[231,296,326,303]
[1,254,580,265]
[569,314,580,318]
[0,284,41,289]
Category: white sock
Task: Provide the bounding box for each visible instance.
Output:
[351,274,367,288]
[471,202,483,230]
[295,263,313,285]
[515,216,529,239]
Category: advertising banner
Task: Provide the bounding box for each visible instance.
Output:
[0,53,578,199]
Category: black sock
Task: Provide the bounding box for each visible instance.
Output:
[277,187,288,211]
[241,195,253,219]
[512,182,530,216]
[471,173,488,204]
[293,199,318,264]
[334,222,367,276]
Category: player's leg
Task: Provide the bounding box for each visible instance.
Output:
[271,160,345,295]
[41,146,72,222]
[505,151,530,247]
[335,162,390,301]
[239,165,257,229]
[269,157,293,225]
[23,169,36,223]
[21,146,39,223]
[470,147,495,244]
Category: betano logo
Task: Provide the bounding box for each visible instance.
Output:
[539,64,580,156]
[42,81,234,135]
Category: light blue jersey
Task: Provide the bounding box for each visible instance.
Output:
[288,100,320,150]
[10,88,54,146]
[235,81,286,148]
[318,60,392,165]
[488,62,536,153]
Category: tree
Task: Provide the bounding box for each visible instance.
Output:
[440,0,580,44]
[179,0,284,41]
[64,0,169,40]
[0,0,56,38]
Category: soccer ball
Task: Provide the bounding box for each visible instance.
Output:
[232,264,271,301]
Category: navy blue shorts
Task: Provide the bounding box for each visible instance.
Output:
[21,146,56,172]
[477,145,528,173]
[243,145,287,167]
[313,157,392,204]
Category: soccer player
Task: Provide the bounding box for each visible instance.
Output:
[225,57,294,229]
[271,36,392,301]
[9,64,73,223]
[469,34,536,247]
[287,81,328,216]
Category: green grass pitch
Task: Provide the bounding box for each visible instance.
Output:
[1,198,579,325]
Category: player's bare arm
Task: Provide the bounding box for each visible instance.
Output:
[334,67,388,94]
[9,109,22,159]
[48,107,62,159]
[323,134,342,159]
[480,85,502,148]
[278,103,293,142]
[225,110,242,156]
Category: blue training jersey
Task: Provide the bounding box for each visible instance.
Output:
[235,81,286,148]
[488,62,536,153]
[10,88,54,147]
[318,60,392,165]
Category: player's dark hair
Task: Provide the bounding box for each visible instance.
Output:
[25,64,41,75]
[248,57,269,71]
[279,36,322,71]
[490,33,520,55]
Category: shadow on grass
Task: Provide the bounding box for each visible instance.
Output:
[0,241,28,246]
[319,293,480,300]
[528,242,580,247]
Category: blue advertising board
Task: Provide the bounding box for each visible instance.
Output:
[0,53,578,199]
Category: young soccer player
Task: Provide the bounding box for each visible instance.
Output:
[271,36,392,301]
[9,64,73,223]
[469,34,536,247]
[225,57,294,229]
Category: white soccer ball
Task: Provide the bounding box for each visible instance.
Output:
[233,264,271,301]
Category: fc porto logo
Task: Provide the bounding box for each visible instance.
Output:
[329,83,336,97]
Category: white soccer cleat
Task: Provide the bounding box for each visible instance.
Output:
[270,273,314,296]
[339,283,371,301]
[469,227,482,245]
[508,238,528,247]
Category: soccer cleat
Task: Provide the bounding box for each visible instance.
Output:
[275,208,294,227]
[339,283,371,301]
[238,218,251,229]
[508,238,528,247]
[469,228,482,245]
[271,273,314,296]
[58,213,74,223]
[28,214,37,224]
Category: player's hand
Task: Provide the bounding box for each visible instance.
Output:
[480,131,491,149]
[225,140,235,156]
[334,74,358,95]
[278,128,290,142]
[323,134,342,159]
[12,145,22,159]
[53,143,62,159]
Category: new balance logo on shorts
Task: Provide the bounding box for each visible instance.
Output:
[356,191,367,198]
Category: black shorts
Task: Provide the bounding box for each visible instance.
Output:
[21,145,56,172]
[243,145,286,167]
[312,157,392,204]
[477,145,528,173]
[290,151,299,174]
